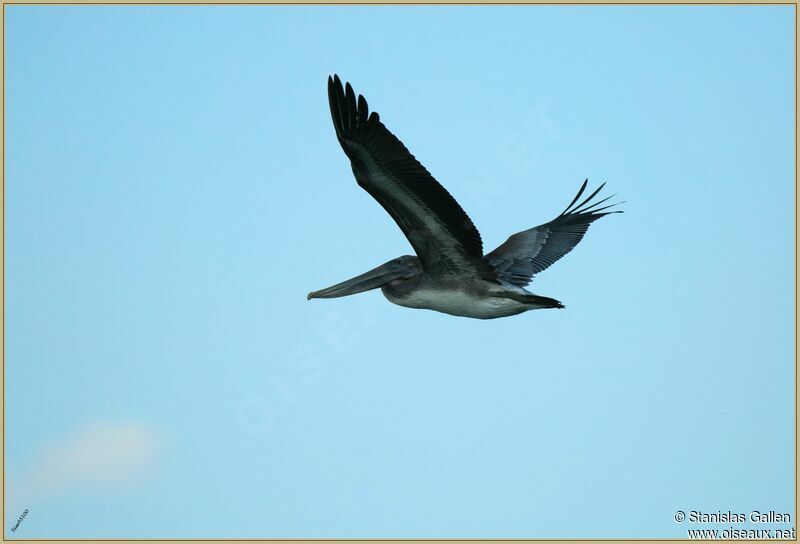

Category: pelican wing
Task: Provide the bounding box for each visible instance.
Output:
[485,180,621,287]
[328,75,495,279]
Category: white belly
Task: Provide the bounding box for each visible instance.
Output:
[385,288,532,319]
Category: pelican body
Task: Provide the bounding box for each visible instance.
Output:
[308,75,622,319]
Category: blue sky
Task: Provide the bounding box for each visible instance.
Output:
[5,5,795,539]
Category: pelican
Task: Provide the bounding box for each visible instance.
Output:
[308,75,622,319]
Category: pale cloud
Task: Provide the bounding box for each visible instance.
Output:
[10,420,162,505]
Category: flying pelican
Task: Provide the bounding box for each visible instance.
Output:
[308,75,621,319]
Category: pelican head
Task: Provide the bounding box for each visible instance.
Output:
[307,255,421,300]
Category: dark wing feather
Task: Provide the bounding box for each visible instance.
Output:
[485,180,622,287]
[328,75,494,279]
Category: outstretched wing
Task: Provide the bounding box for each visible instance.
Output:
[485,180,621,287]
[327,75,495,280]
